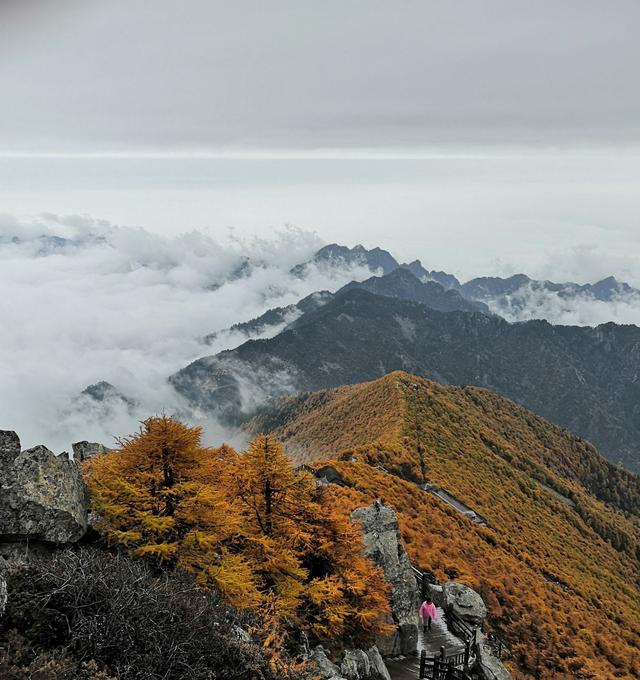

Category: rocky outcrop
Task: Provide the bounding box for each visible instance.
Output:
[0,430,20,460]
[308,646,346,680]
[72,440,110,462]
[0,431,88,544]
[351,500,419,656]
[308,645,390,680]
[341,650,370,680]
[473,630,513,680]
[366,647,391,680]
[316,464,349,486]
[441,582,487,626]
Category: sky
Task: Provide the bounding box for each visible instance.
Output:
[2,0,640,152]
[1,0,639,281]
[2,1,640,449]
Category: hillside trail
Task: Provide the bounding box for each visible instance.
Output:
[385,606,465,680]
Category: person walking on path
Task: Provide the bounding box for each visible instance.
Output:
[419,597,437,634]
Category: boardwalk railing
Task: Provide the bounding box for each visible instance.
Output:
[411,565,438,599]
[447,609,475,643]
[412,564,510,678]
[431,658,474,680]
[419,649,474,680]
[486,631,507,660]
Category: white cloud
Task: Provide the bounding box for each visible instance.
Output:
[485,285,640,326]
[0,214,370,452]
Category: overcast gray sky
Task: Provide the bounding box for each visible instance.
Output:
[2,0,640,152]
[1,1,639,284]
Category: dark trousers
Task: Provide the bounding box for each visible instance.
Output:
[423,618,432,633]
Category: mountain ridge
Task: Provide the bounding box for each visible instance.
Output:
[205,242,640,351]
[292,243,640,308]
[172,287,640,472]
[205,267,488,346]
[246,372,640,679]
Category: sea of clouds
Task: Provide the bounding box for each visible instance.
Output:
[2,211,640,454]
[0,213,372,452]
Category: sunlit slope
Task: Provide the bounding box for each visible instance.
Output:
[248,371,640,679]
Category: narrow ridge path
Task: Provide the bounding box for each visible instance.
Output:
[385,606,465,680]
[423,484,487,527]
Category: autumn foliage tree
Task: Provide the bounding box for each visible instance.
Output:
[83,417,251,600]
[228,435,393,643]
[84,419,391,650]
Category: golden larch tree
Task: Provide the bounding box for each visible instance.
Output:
[83,416,258,604]
[84,423,392,648]
[229,435,392,642]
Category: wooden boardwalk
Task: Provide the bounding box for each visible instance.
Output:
[386,607,465,680]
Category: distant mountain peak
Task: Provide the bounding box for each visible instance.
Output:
[340,268,489,315]
[286,243,640,331]
[80,381,135,409]
[291,243,399,277]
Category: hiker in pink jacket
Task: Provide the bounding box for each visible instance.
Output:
[419,597,437,633]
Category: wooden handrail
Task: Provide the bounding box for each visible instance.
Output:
[412,562,511,675]
[424,657,475,680]
[446,608,475,642]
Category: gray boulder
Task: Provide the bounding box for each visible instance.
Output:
[474,630,513,680]
[308,646,346,680]
[0,431,88,543]
[351,500,419,656]
[442,582,487,626]
[366,646,391,680]
[72,440,110,462]
[342,649,370,680]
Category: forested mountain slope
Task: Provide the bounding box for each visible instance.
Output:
[173,288,640,471]
[247,372,640,679]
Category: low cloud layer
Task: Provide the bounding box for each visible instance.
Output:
[2,212,640,454]
[0,213,370,452]
[484,285,640,326]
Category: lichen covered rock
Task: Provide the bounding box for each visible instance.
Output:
[341,649,370,679]
[71,440,110,462]
[366,646,391,680]
[0,431,88,543]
